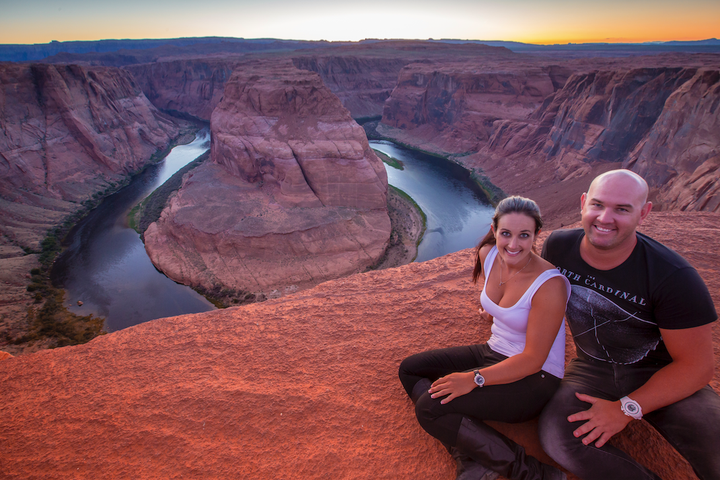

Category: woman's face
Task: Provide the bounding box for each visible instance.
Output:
[493,212,537,266]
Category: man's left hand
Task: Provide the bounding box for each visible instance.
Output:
[567,392,633,448]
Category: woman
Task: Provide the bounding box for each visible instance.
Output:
[398,196,570,480]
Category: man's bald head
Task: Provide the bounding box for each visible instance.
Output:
[588,170,649,207]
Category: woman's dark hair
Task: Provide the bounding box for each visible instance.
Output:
[472,196,543,283]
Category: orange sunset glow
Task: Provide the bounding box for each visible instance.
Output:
[1,0,719,45]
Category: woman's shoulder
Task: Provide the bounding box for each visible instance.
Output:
[530,257,570,300]
[478,243,495,263]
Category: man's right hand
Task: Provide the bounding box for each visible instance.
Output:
[568,392,633,448]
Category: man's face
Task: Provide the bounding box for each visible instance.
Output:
[581,175,650,251]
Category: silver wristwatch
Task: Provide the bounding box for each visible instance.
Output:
[473,369,485,387]
[620,396,643,420]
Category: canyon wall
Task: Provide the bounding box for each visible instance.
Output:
[143,63,390,295]
[125,54,407,123]
[292,55,410,118]
[377,58,720,222]
[125,58,245,121]
[379,62,572,154]
[0,62,184,251]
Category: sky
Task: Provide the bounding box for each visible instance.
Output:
[1,0,719,45]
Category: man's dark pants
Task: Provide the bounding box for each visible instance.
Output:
[539,358,720,480]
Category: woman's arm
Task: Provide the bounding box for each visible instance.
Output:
[476,244,493,321]
[429,275,568,404]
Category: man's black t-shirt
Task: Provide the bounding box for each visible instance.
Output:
[542,229,717,367]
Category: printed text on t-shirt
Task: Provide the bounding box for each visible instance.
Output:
[556,267,648,306]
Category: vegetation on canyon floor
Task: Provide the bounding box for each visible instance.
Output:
[7,131,202,350]
[194,284,261,309]
[373,149,404,170]
[128,150,210,236]
[10,178,136,347]
[11,232,105,348]
[468,167,505,206]
[366,185,427,269]
[390,185,426,237]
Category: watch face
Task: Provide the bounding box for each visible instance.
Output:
[474,373,485,387]
[621,397,642,419]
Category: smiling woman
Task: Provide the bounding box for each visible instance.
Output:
[398,195,571,480]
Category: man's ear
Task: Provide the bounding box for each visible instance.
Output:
[638,201,653,225]
[580,192,588,210]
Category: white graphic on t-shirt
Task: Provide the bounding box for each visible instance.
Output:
[567,285,660,365]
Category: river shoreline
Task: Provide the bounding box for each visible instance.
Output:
[0,127,202,357]
[1,137,438,357]
[365,120,505,205]
[371,186,426,270]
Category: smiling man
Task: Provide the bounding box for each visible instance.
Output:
[538,169,720,480]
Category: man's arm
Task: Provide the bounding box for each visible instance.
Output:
[568,323,715,447]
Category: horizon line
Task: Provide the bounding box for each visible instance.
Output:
[1,36,718,48]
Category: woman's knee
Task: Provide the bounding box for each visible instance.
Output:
[414,392,438,426]
[398,355,421,396]
[414,393,462,446]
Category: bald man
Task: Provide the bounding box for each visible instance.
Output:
[539,170,720,480]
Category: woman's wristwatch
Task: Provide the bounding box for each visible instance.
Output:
[620,396,643,420]
[473,369,485,387]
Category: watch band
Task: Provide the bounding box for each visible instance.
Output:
[620,396,643,420]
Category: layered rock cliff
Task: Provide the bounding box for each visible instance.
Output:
[0,63,184,345]
[143,63,390,295]
[1,212,717,480]
[0,62,183,251]
[379,62,572,154]
[292,55,410,118]
[125,58,245,121]
[476,66,720,217]
[377,58,720,222]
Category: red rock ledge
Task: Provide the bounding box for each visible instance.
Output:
[1,212,717,479]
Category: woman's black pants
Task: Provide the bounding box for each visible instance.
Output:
[398,343,560,447]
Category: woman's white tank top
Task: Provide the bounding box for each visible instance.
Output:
[481,246,570,378]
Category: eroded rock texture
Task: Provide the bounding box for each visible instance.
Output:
[1,212,717,480]
[126,58,245,121]
[378,59,720,223]
[0,62,182,250]
[379,62,572,154]
[292,55,410,118]
[144,63,390,295]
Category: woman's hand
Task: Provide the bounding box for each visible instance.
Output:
[429,372,476,404]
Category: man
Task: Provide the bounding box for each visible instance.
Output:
[539,169,720,480]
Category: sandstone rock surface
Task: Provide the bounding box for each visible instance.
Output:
[1,212,717,480]
[379,62,572,154]
[0,62,184,348]
[125,58,245,121]
[292,54,411,118]
[377,56,720,225]
[144,63,390,295]
[0,62,183,251]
